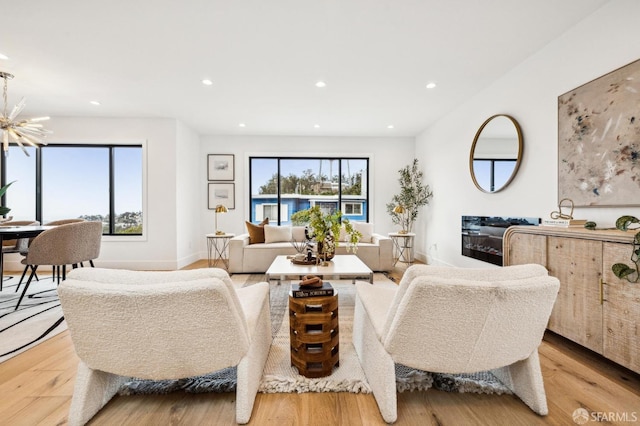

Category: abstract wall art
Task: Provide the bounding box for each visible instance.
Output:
[558,58,640,206]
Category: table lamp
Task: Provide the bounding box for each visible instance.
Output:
[393,205,408,234]
[215,204,228,235]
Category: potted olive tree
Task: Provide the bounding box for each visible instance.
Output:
[386,159,433,234]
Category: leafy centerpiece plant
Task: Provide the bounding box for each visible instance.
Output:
[291,205,361,260]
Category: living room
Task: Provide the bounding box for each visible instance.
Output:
[1,1,640,425]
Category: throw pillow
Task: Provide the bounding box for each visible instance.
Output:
[292,226,307,242]
[264,225,293,244]
[246,218,269,244]
[353,222,373,243]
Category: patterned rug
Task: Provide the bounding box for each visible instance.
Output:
[0,275,66,363]
[120,273,511,396]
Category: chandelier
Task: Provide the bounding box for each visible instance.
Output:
[0,71,51,156]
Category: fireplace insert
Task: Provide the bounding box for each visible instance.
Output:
[461,216,540,266]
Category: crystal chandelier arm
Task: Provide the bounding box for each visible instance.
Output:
[13,138,29,156]
[8,98,26,121]
[0,71,51,155]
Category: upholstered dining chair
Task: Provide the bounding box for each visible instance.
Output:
[14,221,102,310]
[352,264,560,423]
[1,220,39,291]
[41,218,87,282]
[58,267,271,426]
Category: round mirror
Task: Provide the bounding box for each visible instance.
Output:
[469,114,523,193]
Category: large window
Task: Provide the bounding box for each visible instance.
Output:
[249,157,369,225]
[1,144,143,235]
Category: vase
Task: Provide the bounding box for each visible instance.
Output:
[317,234,336,261]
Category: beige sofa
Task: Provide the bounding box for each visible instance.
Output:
[228,224,393,274]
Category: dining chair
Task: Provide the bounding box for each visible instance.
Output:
[42,218,87,283]
[15,221,102,310]
[14,218,89,294]
[1,220,39,291]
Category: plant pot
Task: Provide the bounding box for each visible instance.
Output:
[317,234,336,260]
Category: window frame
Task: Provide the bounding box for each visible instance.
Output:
[0,142,146,237]
[342,202,363,216]
[249,156,370,225]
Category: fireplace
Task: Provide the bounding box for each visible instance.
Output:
[461,216,540,266]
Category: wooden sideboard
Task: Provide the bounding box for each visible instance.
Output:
[503,225,640,374]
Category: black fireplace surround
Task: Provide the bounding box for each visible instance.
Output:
[462,216,540,266]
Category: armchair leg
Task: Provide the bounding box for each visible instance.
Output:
[235,282,272,424]
[493,350,548,415]
[67,361,128,426]
[353,296,398,423]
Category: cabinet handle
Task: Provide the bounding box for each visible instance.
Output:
[599,278,604,305]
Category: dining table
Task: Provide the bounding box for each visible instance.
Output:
[0,225,53,291]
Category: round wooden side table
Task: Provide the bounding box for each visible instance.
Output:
[288,292,339,378]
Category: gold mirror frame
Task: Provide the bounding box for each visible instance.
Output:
[469,114,523,193]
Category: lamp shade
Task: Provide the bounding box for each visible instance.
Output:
[393,205,405,214]
[215,205,228,213]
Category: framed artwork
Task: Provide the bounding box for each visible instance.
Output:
[208,154,234,181]
[558,58,640,206]
[208,183,235,210]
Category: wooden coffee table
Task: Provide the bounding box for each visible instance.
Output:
[266,255,374,284]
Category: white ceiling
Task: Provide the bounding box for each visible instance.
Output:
[1,0,609,138]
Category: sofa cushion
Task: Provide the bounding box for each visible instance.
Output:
[353,222,374,243]
[264,225,292,244]
[246,218,269,244]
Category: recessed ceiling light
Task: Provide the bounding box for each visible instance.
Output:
[202,79,213,86]
[426,82,437,89]
[314,124,320,128]
[315,81,326,88]
[238,123,246,128]
[89,100,101,106]
[387,125,394,129]
[0,53,8,60]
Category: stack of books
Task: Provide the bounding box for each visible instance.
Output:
[291,282,334,298]
[541,218,587,228]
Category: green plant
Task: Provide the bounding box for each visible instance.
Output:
[386,158,433,233]
[611,215,640,283]
[291,205,361,253]
[0,181,15,217]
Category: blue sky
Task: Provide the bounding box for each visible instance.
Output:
[5,146,142,222]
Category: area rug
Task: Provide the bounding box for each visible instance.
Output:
[0,276,66,363]
[120,273,511,396]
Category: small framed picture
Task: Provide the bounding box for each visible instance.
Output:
[208,154,234,181]
[208,183,235,210]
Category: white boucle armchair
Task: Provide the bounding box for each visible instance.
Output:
[58,267,271,425]
[352,264,560,423]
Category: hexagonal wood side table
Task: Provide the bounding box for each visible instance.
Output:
[289,293,339,378]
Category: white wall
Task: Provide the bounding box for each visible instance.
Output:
[416,0,640,267]
[5,117,183,271]
[199,135,415,255]
[176,121,203,269]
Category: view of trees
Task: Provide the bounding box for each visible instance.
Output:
[79,211,142,234]
[259,169,363,196]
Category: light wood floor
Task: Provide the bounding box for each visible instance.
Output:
[1,260,639,425]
